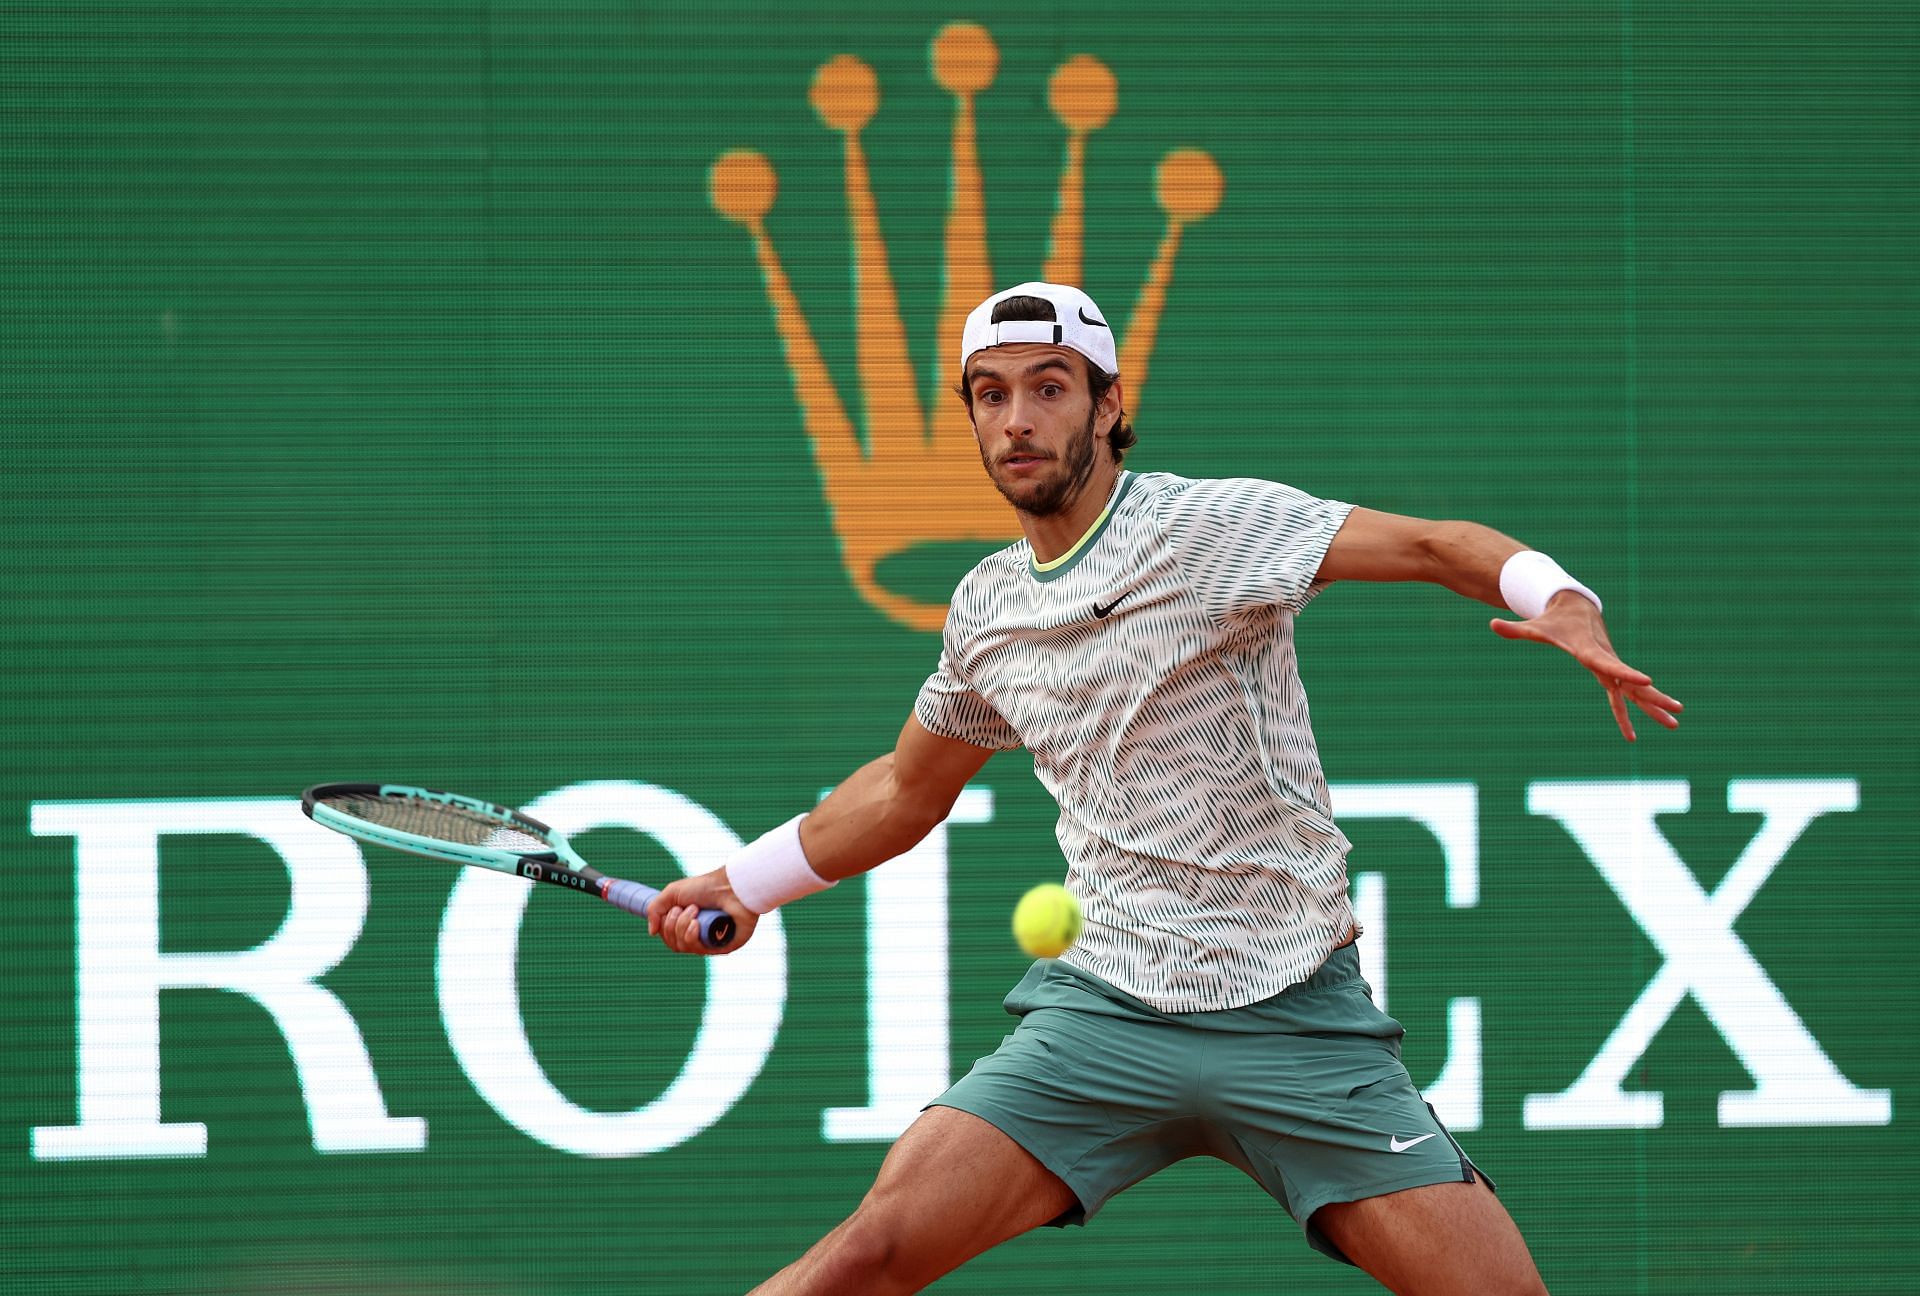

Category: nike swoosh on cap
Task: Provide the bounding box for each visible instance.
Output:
[1078,307,1108,328]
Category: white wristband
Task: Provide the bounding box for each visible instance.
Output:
[1499,550,1602,620]
[725,814,835,914]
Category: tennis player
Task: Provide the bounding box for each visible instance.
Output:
[650,282,1680,1294]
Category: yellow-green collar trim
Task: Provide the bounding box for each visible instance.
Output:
[1029,472,1133,582]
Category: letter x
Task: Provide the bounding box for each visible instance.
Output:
[1525,779,1890,1129]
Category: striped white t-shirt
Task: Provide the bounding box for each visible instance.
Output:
[915,470,1357,1012]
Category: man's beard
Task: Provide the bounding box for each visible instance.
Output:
[982,409,1102,518]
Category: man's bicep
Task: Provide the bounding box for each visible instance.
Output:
[1315,506,1441,584]
[893,714,997,815]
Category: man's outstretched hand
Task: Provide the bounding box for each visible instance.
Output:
[1490,591,1683,742]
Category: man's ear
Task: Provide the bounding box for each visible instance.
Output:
[1098,375,1126,437]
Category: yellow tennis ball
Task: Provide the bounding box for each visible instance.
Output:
[1012,883,1082,958]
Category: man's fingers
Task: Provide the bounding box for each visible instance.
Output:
[647,891,751,956]
[647,884,687,937]
[656,903,722,956]
[1628,685,1683,729]
[1637,686,1684,713]
[1489,617,1543,643]
[656,903,691,952]
[1607,682,1636,742]
[1591,661,1652,688]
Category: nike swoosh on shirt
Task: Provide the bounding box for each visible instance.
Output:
[1389,1133,1438,1153]
[1092,592,1132,618]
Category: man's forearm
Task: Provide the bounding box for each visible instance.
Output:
[795,753,946,882]
[1419,520,1527,607]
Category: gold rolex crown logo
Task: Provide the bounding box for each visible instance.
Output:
[711,22,1222,632]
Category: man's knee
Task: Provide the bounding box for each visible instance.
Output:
[753,1205,921,1296]
[815,1199,918,1285]
[765,1108,1074,1293]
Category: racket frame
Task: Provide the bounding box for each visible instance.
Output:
[299,782,736,947]
[302,782,589,875]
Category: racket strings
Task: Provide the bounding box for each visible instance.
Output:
[320,793,552,853]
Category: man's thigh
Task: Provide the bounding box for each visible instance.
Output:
[1313,1176,1547,1296]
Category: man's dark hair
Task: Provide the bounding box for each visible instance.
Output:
[954,294,1138,462]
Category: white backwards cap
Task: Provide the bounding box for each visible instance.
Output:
[960,281,1118,377]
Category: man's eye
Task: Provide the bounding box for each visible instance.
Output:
[980,390,1004,404]
[1040,384,1062,398]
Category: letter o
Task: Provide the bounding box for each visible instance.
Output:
[437,781,786,1156]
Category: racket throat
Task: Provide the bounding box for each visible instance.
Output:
[514,857,601,896]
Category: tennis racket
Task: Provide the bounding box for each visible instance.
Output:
[301,783,735,949]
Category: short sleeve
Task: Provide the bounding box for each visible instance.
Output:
[913,640,1023,750]
[1163,477,1355,617]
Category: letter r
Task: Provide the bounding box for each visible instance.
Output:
[31,800,426,1159]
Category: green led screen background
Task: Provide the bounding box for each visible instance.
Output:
[5,3,1915,1292]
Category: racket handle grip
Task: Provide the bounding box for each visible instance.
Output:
[602,878,737,950]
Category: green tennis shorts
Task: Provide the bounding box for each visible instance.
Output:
[930,942,1490,1265]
